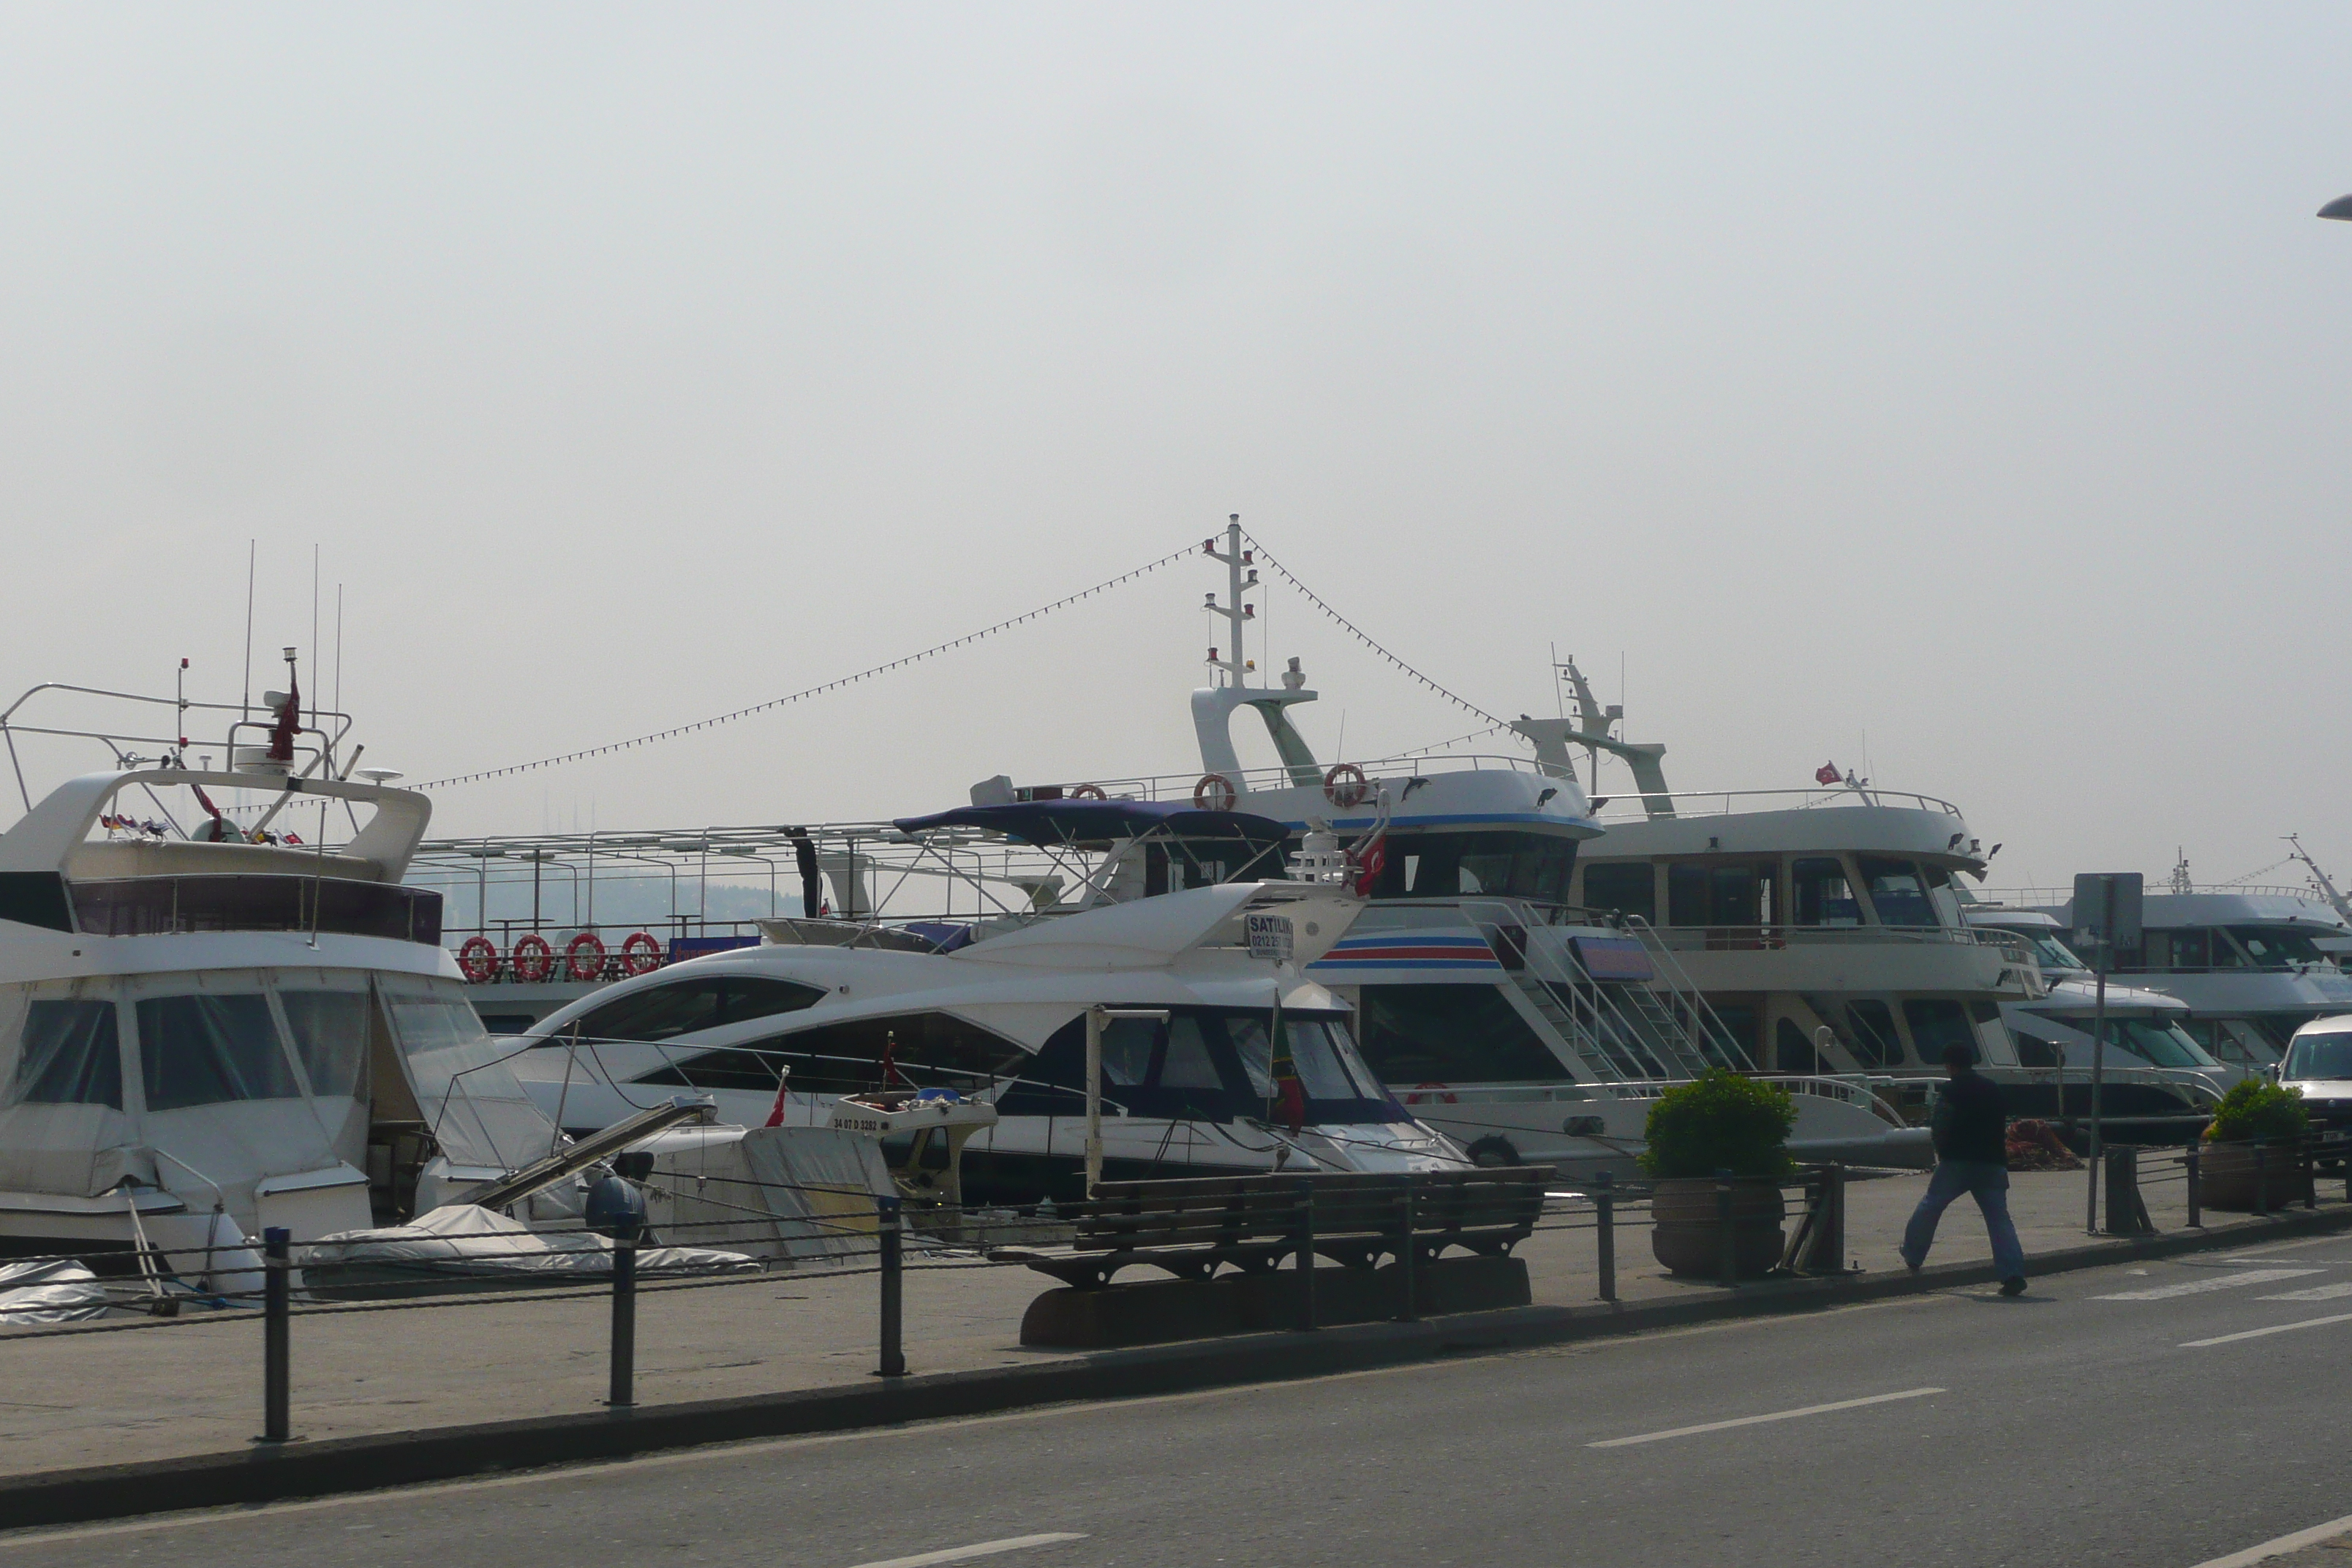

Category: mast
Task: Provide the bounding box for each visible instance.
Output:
[2287,835,2352,926]
[1192,516,1322,788]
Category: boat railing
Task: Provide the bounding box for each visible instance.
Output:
[1640,923,2027,956]
[1598,1072,1913,1131]
[1586,785,1966,821]
[1989,883,2340,910]
[1003,753,1559,804]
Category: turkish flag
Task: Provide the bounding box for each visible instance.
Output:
[1814,762,1842,785]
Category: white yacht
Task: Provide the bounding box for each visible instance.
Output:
[503,812,1466,1205]
[1960,905,2240,1110]
[2023,881,2352,1070]
[0,672,576,1278]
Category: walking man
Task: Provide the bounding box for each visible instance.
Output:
[1901,1042,2027,1296]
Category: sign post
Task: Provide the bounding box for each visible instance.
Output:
[2073,872,2144,1234]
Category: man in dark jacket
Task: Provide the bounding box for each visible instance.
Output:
[1901,1043,2027,1295]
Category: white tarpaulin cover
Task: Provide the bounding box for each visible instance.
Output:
[0,1256,113,1324]
[302,1204,759,1285]
[642,1125,892,1264]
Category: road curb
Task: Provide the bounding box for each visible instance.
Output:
[8,1202,2350,1531]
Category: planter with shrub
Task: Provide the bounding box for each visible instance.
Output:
[1640,1071,1796,1278]
[2200,1077,2309,1211]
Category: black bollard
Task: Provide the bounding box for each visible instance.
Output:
[1716,1168,1738,1289]
[260,1226,290,1444]
[1292,1177,1317,1333]
[2255,1144,2270,1218]
[2306,1137,2319,1210]
[1593,1171,1616,1303]
[2185,1145,2202,1229]
[876,1194,905,1378]
[608,1238,637,1409]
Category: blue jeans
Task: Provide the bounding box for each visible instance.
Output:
[1902,1159,2025,1279]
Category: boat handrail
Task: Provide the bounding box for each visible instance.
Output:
[1639,923,2025,953]
[1986,883,2341,911]
[1586,785,1966,821]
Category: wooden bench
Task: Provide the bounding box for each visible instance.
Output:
[1001,1167,1551,1290]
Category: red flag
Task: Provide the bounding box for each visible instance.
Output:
[267,666,301,765]
[1348,832,1388,897]
[763,1074,790,1128]
[1814,761,1842,785]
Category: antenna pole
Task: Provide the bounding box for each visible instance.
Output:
[241,540,257,720]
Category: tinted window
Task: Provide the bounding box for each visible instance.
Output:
[1354,984,1564,1084]
[2016,1036,2059,1068]
[1156,1017,1223,1089]
[573,976,824,1043]
[1847,1000,1904,1068]
[12,1000,121,1109]
[1792,859,1862,927]
[1581,863,1655,924]
[137,994,301,1110]
[1859,859,1938,927]
[1373,831,1577,903]
[1903,998,1977,1065]
[640,1047,785,1093]
[1774,1017,1823,1074]
[1098,1017,1156,1087]
[1667,864,1708,927]
[2230,928,2326,968]
[279,990,369,1098]
[658,1011,1025,1097]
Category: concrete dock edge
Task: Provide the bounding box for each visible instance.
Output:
[7,1201,2349,1531]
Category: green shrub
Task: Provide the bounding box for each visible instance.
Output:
[2206,1077,2308,1144]
[1639,1070,1796,1181]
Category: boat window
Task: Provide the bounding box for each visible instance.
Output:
[1791,859,1862,927]
[136,995,302,1110]
[1155,1017,1224,1089]
[1663,862,1776,926]
[1372,831,1578,903]
[1902,998,1975,1066]
[1774,1017,1823,1074]
[11,1000,122,1109]
[279,990,370,1099]
[2011,930,2087,973]
[1845,1000,1904,1068]
[1231,1016,1373,1102]
[2287,1033,2352,1081]
[1858,859,1939,927]
[1666,865,1708,926]
[2143,930,2209,970]
[1713,865,1764,925]
[641,1047,784,1093]
[570,976,826,1044]
[2016,1036,2059,1068]
[1354,984,1564,1084]
[2228,928,2326,969]
[690,1012,1026,1096]
[1098,1017,1156,1088]
[385,995,493,1056]
[1580,863,1655,924]
[2094,1018,2206,1070]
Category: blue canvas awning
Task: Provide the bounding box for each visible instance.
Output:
[892,799,1292,848]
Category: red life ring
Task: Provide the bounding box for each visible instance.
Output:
[511,933,554,983]
[1068,783,1107,800]
[457,935,499,984]
[1193,772,1237,812]
[565,931,607,981]
[1409,1080,1460,1106]
[1324,761,1370,810]
[621,931,663,975]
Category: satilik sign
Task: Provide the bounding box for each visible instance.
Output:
[1245,912,1294,963]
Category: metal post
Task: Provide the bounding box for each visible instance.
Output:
[2086,893,2111,1234]
[2306,1137,2319,1210]
[2255,1144,2270,1218]
[2185,1144,2202,1228]
[1083,1006,1104,1197]
[1716,1168,1738,1289]
[1593,1170,1616,1303]
[876,1194,905,1377]
[260,1226,290,1444]
[607,1238,637,1409]
[1805,1163,1847,1273]
[1292,1176,1317,1332]
[2102,1147,2152,1237]
[1396,1175,1420,1323]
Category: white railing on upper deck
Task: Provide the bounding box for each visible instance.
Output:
[1585,786,1964,823]
[1019,753,1558,804]
[1989,884,2335,909]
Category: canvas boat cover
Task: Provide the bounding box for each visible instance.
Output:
[302,1203,758,1285]
[641,1123,894,1264]
[0,1256,112,1325]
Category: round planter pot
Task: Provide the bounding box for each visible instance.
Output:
[2199,1142,2307,1212]
[1650,1176,1787,1278]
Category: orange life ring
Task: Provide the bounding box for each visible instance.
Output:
[457,935,499,983]
[1324,761,1370,809]
[1409,1080,1460,1106]
[511,933,554,983]
[565,931,607,981]
[621,931,663,975]
[1193,772,1237,812]
[1068,783,1107,800]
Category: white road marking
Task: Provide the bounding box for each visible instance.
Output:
[1586,1387,1945,1449]
[2091,1269,2319,1300]
[2185,1509,2352,1567]
[2181,1312,2352,1349]
[847,1534,1087,1568]
[2258,1282,2352,1302]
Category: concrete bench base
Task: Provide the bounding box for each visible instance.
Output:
[1020,1255,1531,1349]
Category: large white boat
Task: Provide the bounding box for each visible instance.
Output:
[0,671,578,1275]
[501,814,1466,1205]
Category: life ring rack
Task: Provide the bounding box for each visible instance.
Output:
[456,935,499,984]
[565,931,607,981]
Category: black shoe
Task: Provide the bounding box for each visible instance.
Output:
[2000,1276,2027,1297]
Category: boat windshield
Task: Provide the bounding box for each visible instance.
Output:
[1859,858,1939,928]
[2092,1017,2214,1071]
[2225,927,2329,968]
[2286,1032,2352,1082]
[1983,926,2085,973]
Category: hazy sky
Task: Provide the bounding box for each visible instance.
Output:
[5,4,2349,894]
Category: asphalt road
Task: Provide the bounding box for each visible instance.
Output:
[12,1235,2352,1568]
